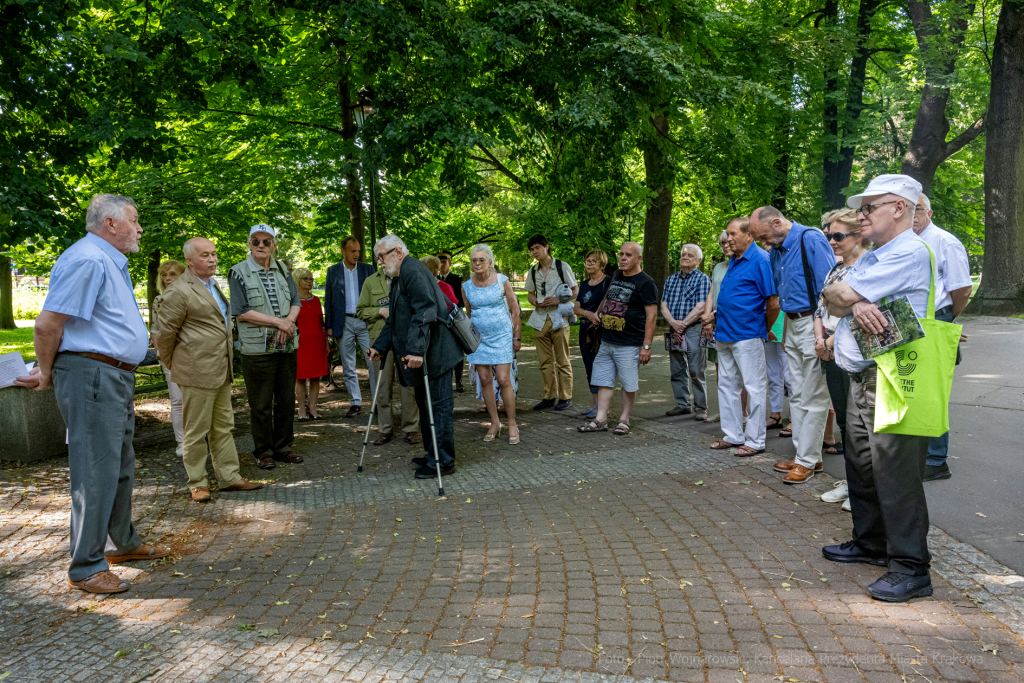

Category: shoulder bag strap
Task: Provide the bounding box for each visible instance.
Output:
[555,259,566,284]
[799,230,818,313]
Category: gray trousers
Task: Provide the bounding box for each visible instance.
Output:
[52,353,142,581]
[846,371,931,575]
[339,317,376,405]
[669,325,707,410]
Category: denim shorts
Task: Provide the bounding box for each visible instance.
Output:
[591,343,641,392]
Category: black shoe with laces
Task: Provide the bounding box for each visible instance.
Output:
[554,399,572,411]
[822,541,888,566]
[923,463,951,482]
[867,572,933,602]
[412,456,428,467]
[533,398,557,411]
[415,464,454,478]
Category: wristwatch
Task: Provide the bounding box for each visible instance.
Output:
[643,344,651,350]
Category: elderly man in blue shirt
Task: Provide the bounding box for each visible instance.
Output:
[821,174,934,602]
[749,206,836,484]
[15,194,169,594]
[705,216,780,455]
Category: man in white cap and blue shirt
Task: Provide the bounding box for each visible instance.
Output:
[229,223,304,470]
[820,174,935,602]
[911,194,972,482]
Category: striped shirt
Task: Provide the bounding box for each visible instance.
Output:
[256,269,281,317]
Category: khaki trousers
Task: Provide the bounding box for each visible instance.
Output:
[785,315,831,468]
[372,354,420,435]
[181,380,242,489]
[534,318,573,400]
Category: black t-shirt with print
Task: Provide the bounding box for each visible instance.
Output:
[600,271,659,347]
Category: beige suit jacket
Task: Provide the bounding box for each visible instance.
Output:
[156,267,234,389]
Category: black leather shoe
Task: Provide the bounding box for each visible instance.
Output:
[533,398,556,411]
[415,464,454,478]
[923,463,951,482]
[867,572,933,602]
[455,382,465,393]
[554,400,572,411]
[822,541,887,566]
[411,456,428,467]
[345,405,363,418]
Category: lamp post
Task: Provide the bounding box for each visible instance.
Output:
[352,87,377,255]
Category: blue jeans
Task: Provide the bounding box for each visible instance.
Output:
[926,307,959,466]
[415,368,455,468]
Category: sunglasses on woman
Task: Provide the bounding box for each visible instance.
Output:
[826,232,852,243]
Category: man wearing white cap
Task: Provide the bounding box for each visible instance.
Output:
[912,194,972,482]
[819,174,934,602]
[229,224,304,470]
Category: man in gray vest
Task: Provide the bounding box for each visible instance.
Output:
[229,224,304,470]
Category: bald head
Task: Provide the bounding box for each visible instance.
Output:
[618,241,643,276]
[184,237,219,280]
[748,206,792,248]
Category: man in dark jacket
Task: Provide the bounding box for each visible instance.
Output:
[370,236,462,478]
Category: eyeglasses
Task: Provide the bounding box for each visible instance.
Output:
[250,237,274,247]
[470,258,489,264]
[375,246,399,263]
[826,232,852,243]
[856,200,899,216]
[584,259,598,265]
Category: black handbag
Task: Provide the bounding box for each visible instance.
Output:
[583,273,616,355]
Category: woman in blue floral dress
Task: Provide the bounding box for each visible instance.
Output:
[462,244,522,444]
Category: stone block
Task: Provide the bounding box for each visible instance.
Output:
[0,386,67,462]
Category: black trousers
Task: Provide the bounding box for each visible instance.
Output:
[845,371,931,575]
[414,368,455,468]
[454,358,465,386]
[823,359,849,447]
[242,353,297,457]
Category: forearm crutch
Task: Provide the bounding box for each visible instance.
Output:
[357,351,390,473]
[419,330,445,496]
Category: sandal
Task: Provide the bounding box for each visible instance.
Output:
[779,427,792,438]
[105,543,170,564]
[766,416,784,430]
[68,570,129,594]
[613,421,631,435]
[297,415,310,422]
[703,414,721,423]
[734,446,765,456]
[824,441,844,455]
[710,440,739,450]
[578,420,608,433]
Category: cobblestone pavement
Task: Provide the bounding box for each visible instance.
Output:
[1,385,1022,683]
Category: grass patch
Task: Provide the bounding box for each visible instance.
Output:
[0,328,35,363]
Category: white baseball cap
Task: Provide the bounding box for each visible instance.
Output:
[249,223,276,238]
[846,174,923,209]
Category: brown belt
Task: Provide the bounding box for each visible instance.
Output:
[66,351,138,372]
[785,310,814,320]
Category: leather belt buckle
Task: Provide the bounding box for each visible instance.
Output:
[785,309,814,320]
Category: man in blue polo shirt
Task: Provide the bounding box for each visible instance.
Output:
[15,194,169,594]
[749,206,836,484]
[705,216,780,456]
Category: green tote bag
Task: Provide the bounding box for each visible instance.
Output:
[873,242,962,437]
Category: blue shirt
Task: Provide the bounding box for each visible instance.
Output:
[770,223,836,313]
[716,243,777,343]
[661,268,712,320]
[833,228,934,373]
[44,232,150,365]
[201,276,231,332]
[344,263,359,315]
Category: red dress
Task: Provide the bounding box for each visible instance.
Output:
[296,296,329,380]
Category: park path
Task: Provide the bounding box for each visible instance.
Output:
[0,329,1022,682]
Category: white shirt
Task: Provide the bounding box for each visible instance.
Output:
[833,229,933,373]
[344,263,359,315]
[917,222,971,311]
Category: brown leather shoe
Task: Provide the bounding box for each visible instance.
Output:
[191,487,211,502]
[345,404,363,418]
[784,464,816,484]
[69,570,129,594]
[773,459,823,473]
[105,543,171,564]
[273,451,303,464]
[374,432,395,446]
[405,432,421,445]
[222,478,263,492]
[257,454,276,470]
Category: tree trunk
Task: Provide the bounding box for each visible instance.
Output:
[146,247,160,324]
[642,113,673,292]
[968,0,1024,314]
[339,74,366,261]
[0,255,14,330]
[821,0,842,210]
[901,0,983,193]
[822,0,881,210]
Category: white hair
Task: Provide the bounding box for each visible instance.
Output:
[718,230,728,244]
[918,194,931,210]
[470,243,494,262]
[374,234,407,257]
[85,194,137,233]
[681,243,703,261]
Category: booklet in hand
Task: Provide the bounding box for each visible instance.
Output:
[850,295,925,359]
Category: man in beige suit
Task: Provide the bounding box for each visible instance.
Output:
[157,237,263,502]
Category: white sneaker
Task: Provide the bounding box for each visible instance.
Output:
[821,480,848,503]
[841,498,851,511]
[175,445,184,457]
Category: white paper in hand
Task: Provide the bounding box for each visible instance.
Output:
[0,351,32,389]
